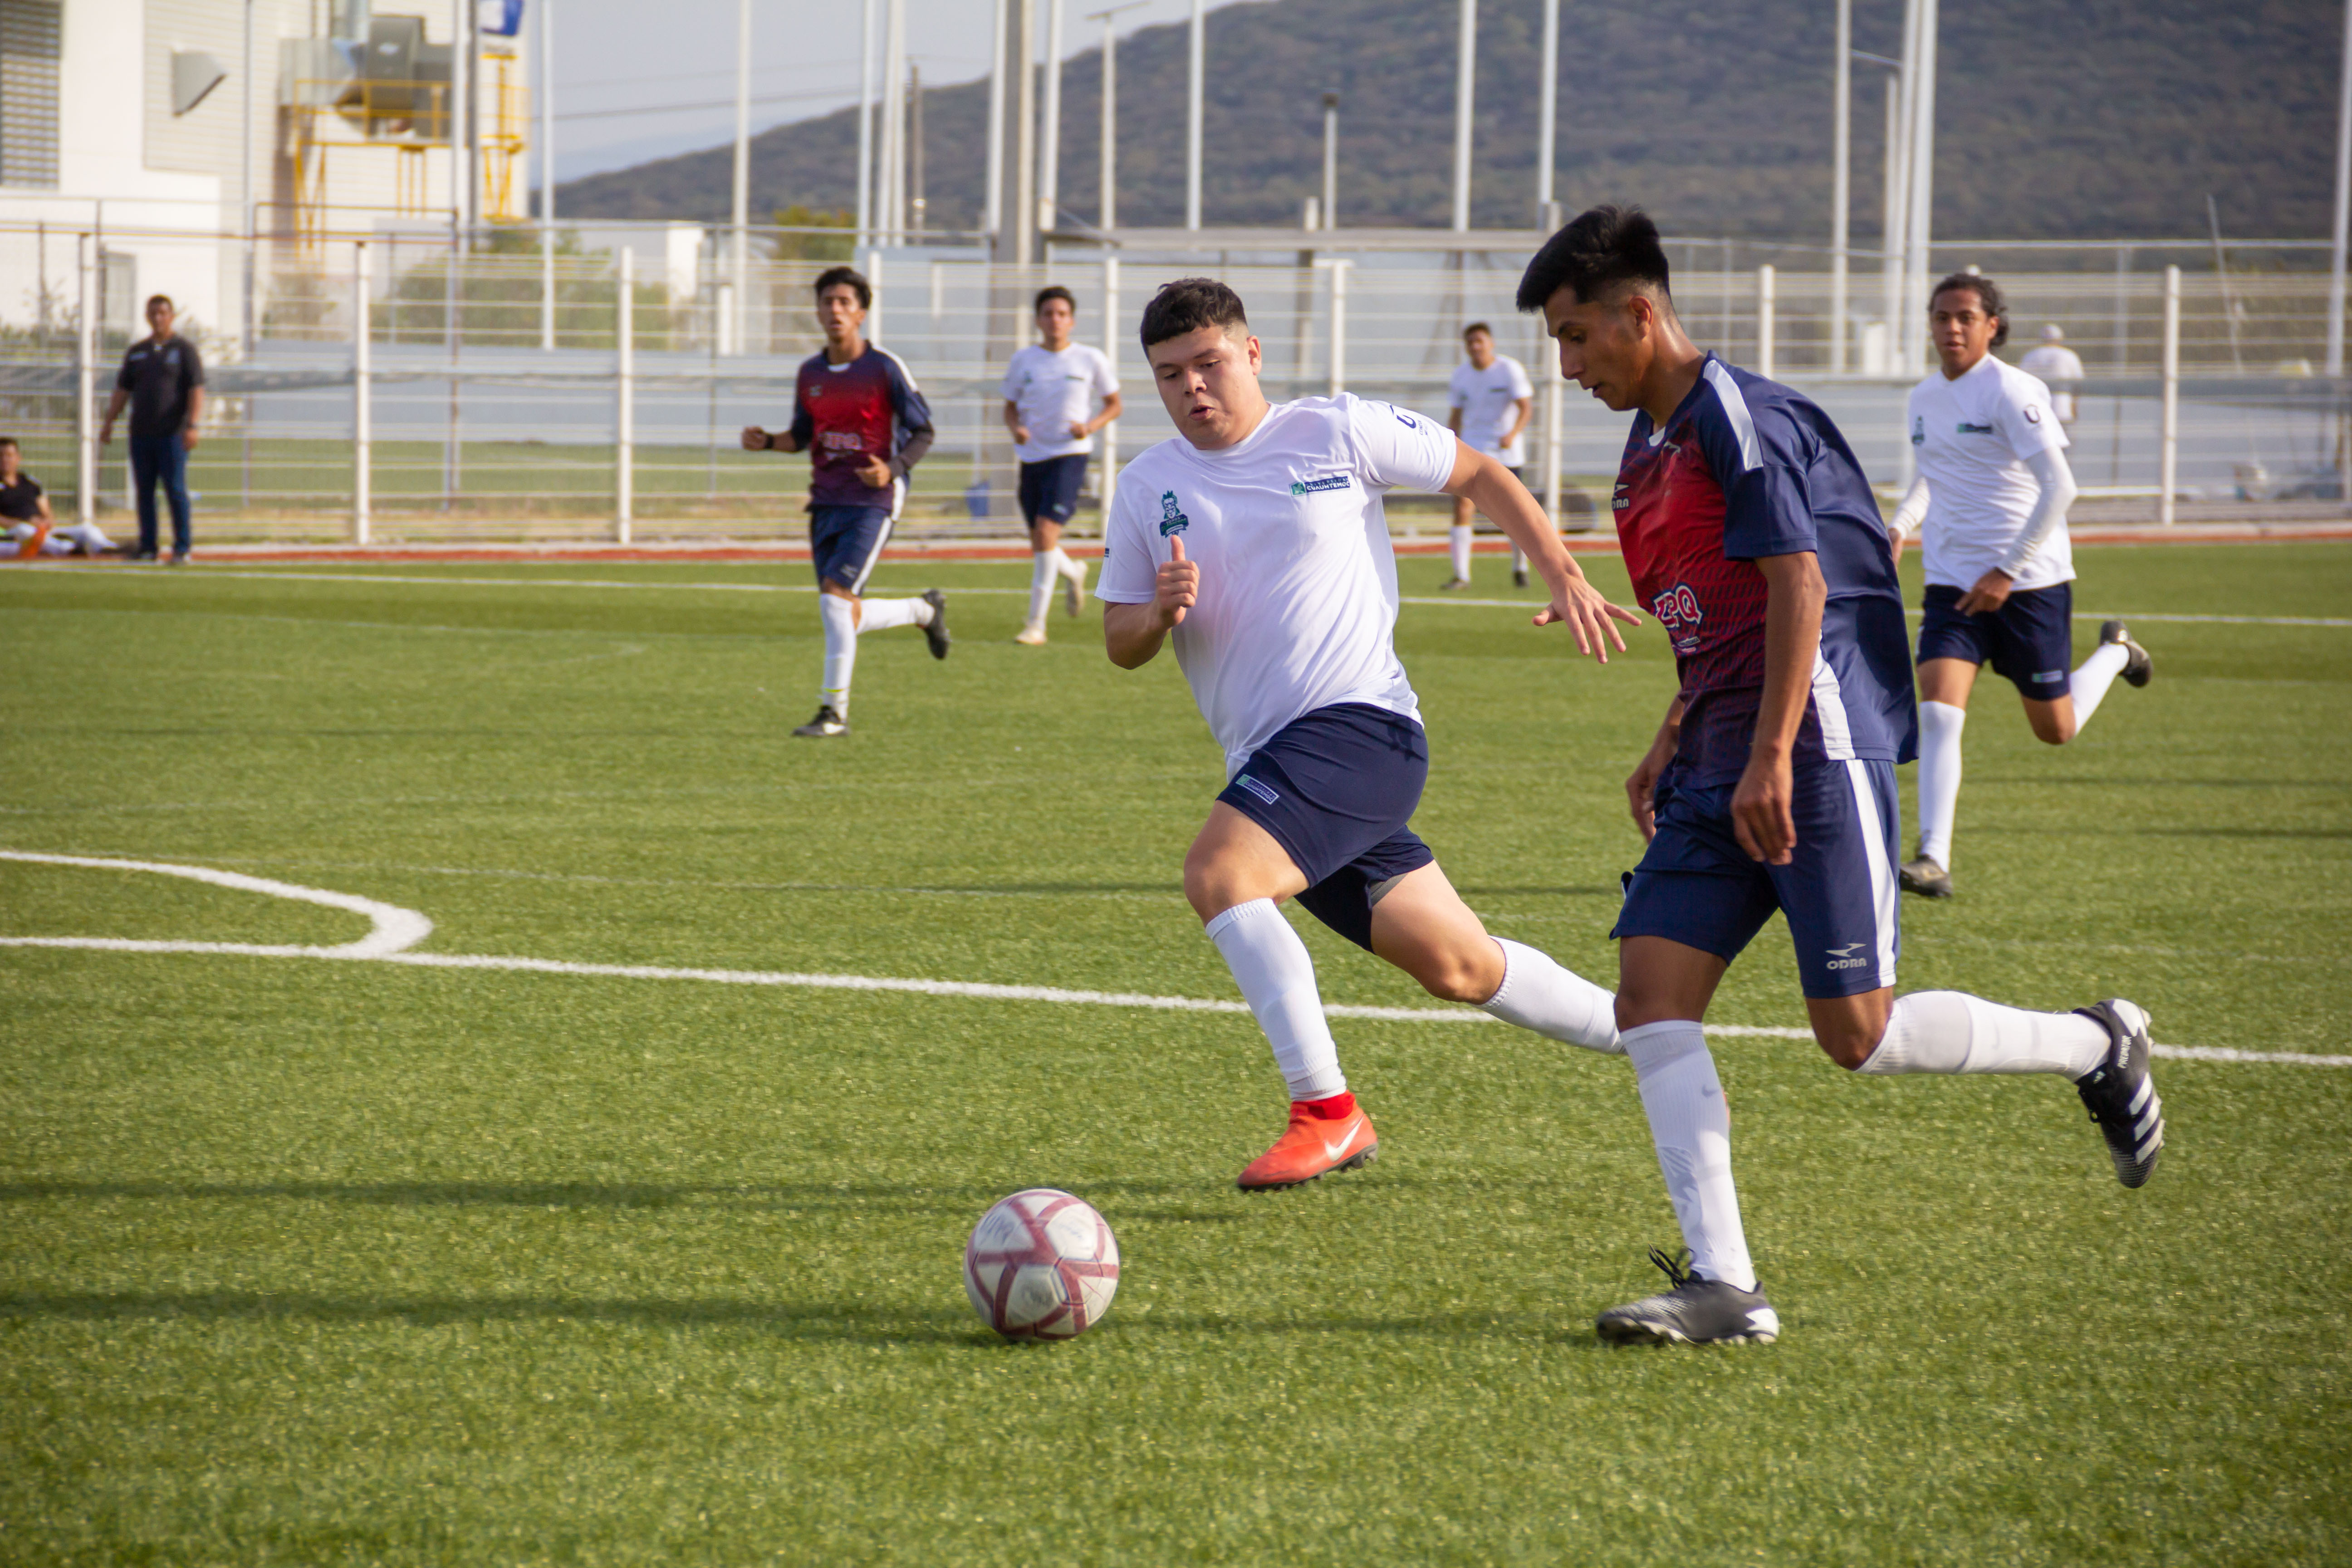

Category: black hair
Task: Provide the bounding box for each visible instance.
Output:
[812,266,871,310]
[1140,277,1249,351]
[0,436,18,450]
[1514,205,1672,314]
[145,294,174,311]
[1034,285,1076,314]
[1462,321,1494,341]
[1929,270,2008,349]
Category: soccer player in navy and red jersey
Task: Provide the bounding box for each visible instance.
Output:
[743,266,949,738]
[1519,207,2162,1347]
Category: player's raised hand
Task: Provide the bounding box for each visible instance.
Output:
[1156,534,1198,629]
[1533,573,1642,663]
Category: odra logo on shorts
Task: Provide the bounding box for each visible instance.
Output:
[1158,490,1190,536]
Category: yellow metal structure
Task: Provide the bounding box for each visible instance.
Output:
[285,70,528,247]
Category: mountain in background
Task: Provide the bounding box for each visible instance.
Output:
[554,0,2338,246]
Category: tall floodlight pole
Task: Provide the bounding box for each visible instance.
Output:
[2329,0,2352,376]
[1185,0,1203,230]
[1039,0,1064,238]
[857,0,876,248]
[985,0,1008,250]
[731,0,751,349]
[539,0,556,349]
[1831,0,1851,373]
[1014,0,1036,263]
[1904,0,1940,376]
[1450,0,1475,232]
[1321,93,1338,230]
[1535,0,1558,229]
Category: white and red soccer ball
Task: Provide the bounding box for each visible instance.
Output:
[963,1188,1120,1340]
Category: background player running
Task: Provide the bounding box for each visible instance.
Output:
[1889,273,2150,899]
[1099,279,1637,1191]
[1521,208,2163,1348]
[1002,285,1122,646]
[743,266,950,738]
[1442,323,1537,589]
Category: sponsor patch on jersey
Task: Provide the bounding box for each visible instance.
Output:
[1232,773,1279,805]
[1288,475,1352,495]
[1956,421,1997,435]
[1157,490,1191,537]
[2023,404,2043,425]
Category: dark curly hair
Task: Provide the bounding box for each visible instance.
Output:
[1140,277,1249,352]
[1930,270,2008,349]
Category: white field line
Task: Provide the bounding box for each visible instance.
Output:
[4,852,2345,1067]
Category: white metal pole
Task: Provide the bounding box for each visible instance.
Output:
[1321,94,1338,230]
[1831,0,1850,373]
[732,0,754,353]
[1327,261,1348,396]
[616,249,634,542]
[1904,0,1939,377]
[1450,0,1475,232]
[1099,13,1117,228]
[241,0,255,354]
[1891,0,1919,368]
[2160,264,2180,527]
[1101,251,1120,520]
[1039,0,1064,236]
[1014,0,1035,262]
[882,0,906,241]
[865,247,885,343]
[1541,366,1563,524]
[1880,73,1904,369]
[1536,0,1558,228]
[451,0,470,235]
[76,234,94,526]
[857,0,876,248]
[2330,0,2352,376]
[540,0,556,350]
[354,244,371,544]
[985,0,1008,247]
[1185,0,1203,230]
[1757,264,1776,380]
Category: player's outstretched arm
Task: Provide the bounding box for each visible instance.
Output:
[740,426,804,454]
[1442,440,1640,662]
[1103,535,1196,669]
[1730,551,1826,866]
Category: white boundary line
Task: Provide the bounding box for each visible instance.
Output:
[4,852,2344,1067]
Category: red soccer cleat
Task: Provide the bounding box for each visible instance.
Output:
[1236,1100,1378,1191]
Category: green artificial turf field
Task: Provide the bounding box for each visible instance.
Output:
[2,543,2347,1565]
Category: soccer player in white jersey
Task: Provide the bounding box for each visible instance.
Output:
[2017,323,2087,426]
[1098,278,1642,1190]
[1442,323,1536,588]
[1890,274,2150,898]
[1002,286,1123,645]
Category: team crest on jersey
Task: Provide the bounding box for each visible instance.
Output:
[1911,416,1925,446]
[1289,475,1352,495]
[1158,490,1190,536]
[1651,582,1704,653]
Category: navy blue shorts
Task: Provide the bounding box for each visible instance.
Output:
[1215,703,1436,952]
[1612,757,1901,999]
[1917,582,2074,701]
[810,494,900,593]
[1018,455,1089,528]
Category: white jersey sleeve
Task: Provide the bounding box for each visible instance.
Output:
[1504,355,1534,401]
[1088,345,1118,400]
[1341,394,1459,494]
[1999,369,2069,462]
[1095,467,1160,604]
[996,353,1021,402]
[1446,364,1470,412]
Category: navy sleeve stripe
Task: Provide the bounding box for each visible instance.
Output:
[1701,359,1762,474]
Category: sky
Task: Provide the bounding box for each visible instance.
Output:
[539,0,1252,182]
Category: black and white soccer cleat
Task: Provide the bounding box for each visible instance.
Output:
[1900,853,1953,899]
[2098,620,2153,688]
[1595,1248,1779,1346]
[922,588,952,659]
[2073,999,2163,1188]
[792,705,849,738]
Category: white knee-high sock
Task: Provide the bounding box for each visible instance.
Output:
[818,594,858,714]
[1480,938,1623,1054]
[1449,524,1473,580]
[1858,990,2109,1077]
[1052,546,1085,583]
[1510,540,1526,573]
[857,596,933,633]
[1622,1021,1754,1291]
[2069,642,2131,730]
[1026,551,1055,628]
[1204,899,1344,1101]
[1916,700,1966,866]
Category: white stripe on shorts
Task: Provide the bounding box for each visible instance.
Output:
[1843,758,1900,988]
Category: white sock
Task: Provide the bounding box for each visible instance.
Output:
[1480,938,1622,1054]
[1622,1020,1754,1291]
[2069,642,2130,730]
[1510,541,1526,573]
[1026,551,1055,628]
[1053,547,1085,583]
[1858,990,2110,1077]
[857,596,933,633]
[1204,898,1344,1101]
[1916,700,1966,867]
[818,594,858,715]
[1449,524,1473,580]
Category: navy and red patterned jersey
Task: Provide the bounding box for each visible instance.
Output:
[1614,354,1915,783]
[789,344,936,509]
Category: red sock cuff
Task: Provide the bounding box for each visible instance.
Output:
[1296,1091,1357,1120]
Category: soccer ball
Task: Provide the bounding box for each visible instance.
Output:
[963,1188,1121,1340]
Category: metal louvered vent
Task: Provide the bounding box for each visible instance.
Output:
[0,0,61,188]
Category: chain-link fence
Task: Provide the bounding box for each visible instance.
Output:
[4,221,2343,543]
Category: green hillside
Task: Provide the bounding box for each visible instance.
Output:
[556,0,2341,245]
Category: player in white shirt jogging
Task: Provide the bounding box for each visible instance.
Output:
[1002,287,1123,645]
[1099,278,1641,1190]
[1442,323,1537,588]
[1889,274,2150,898]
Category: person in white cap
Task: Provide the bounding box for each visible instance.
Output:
[2018,323,2086,426]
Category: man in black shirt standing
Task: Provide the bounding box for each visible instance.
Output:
[99,294,206,564]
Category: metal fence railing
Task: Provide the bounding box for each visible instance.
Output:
[3,222,2344,543]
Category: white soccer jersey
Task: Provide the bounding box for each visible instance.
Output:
[1096,393,1460,777]
[1907,354,2074,592]
[1447,354,1535,467]
[1000,343,1119,463]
